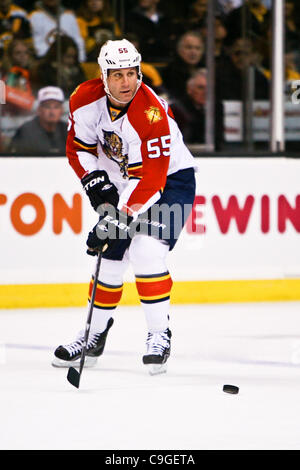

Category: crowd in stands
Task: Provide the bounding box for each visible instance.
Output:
[0,0,299,153]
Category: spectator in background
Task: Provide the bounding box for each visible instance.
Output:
[162,31,205,100]
[257,47,300,100]
[185,0,207,31]
[285,50,300,82]
[125,0,172,62]
[171,69,224,149]
[218,0,271,14]
[200,14,228,65]
[10,86,67,154]
[124,32,166,96]
[255,5,300,78]
[224,0,269,46]
[76,0,121,62]
[1,39,35,114]
[31,35,86,98]
[216,37,269,101]
[217,1,240,15]
[284,0,300,51]
[0,0,31,51]
[1,37,33,70]
[29,0,86,62]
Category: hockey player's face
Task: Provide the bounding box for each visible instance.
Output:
[106,68,138,106]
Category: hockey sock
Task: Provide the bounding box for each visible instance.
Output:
[89,276,123,333]
[87,256,129,333]
[135,272,173,333]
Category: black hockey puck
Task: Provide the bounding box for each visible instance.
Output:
[223,384,239,394]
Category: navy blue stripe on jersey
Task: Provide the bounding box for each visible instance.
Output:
[128,162,143,169]
[73,136,97,149]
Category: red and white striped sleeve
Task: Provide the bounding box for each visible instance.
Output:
[66,79,105,179]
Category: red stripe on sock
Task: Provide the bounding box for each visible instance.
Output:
[135,276,173,299]
[88,281,123,307]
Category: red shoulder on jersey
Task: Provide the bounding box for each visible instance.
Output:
[67,79,105,179]
[69,78,105,113]
[127,83,169,140]
[126,83,171,211]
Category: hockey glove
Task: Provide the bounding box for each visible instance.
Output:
[81,170,119,210]
[86,205,134,256]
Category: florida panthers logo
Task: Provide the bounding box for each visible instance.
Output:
[101,130,128,179]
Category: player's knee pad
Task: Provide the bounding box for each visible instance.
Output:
[97,255,129,285]
[129,235,169,275]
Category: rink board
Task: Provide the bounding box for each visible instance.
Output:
[0,157,299,306]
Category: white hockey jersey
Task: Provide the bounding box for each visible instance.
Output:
[67,79,195,216]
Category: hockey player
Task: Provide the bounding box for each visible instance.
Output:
[52,39,196,374]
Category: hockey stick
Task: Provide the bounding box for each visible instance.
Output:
[67,247,103,389]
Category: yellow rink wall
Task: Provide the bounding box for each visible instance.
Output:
[1,279,300,309]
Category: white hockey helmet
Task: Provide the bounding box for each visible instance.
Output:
[98,39,142,103]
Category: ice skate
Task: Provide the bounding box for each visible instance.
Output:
[52,318,114,368]
[142,328,172,375]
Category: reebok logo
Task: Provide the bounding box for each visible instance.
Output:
[102,184,113,191]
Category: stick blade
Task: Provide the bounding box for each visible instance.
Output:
[67,367,81,388]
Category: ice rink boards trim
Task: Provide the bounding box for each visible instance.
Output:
[1,279,300,308]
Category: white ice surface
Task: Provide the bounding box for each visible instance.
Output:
[1,302,300,450]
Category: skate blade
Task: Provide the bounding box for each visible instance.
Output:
[51,356,97,368]
[146,363,167,376]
